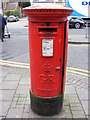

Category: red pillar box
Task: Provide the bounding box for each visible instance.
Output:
[23,6,73,116]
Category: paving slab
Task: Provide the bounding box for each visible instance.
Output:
[66,73,88,89]
[71,106,84,111]
[4,74,21,81]
[0,101,2,117]
[2,72,7,79]
[23,105,30,113]
[72,110,85,115]
[2,90,15,101]
[12,94,19,102]
[0,71,2,85]
[19,77,29,86]
[22,113,29,118]
[65,85,76,94]
[76,89,88,101]
[0,90,2,101]
[70,103,82,107]
[16,85,29,95]
[10,101,17,108]
[77,82,87,89]
[63,99,69,106]
[6,108,23,118]
[0,81,19,90]
[2,101,11,117]
[80,100,88,116]
[12,95,27,108]
[72,114,86,118]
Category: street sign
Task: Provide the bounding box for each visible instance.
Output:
[69,0,89,17]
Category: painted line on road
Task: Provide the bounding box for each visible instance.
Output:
[0,62,29,69]
[67,67,90,74]
[66,69,89,77]
[0,59,89,77]
[69,44,90,47]
[0,60,29,66]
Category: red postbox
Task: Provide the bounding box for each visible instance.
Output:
[23,5,73,116]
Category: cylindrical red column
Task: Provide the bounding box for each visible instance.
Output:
[23,5,73,116]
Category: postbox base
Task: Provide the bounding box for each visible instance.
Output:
[30,92,64,116]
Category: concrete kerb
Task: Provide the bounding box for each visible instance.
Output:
[68,41,90,44]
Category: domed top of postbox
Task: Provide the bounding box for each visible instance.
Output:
[23,5,73,22]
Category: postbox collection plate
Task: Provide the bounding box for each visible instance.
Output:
[42,38,53,57]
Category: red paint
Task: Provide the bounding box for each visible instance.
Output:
[23,6,73,97]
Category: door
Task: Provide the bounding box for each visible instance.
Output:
[30,22,63,97]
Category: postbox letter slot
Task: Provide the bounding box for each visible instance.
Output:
[38,28,57,34]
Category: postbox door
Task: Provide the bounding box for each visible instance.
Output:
[40,36,62,97]
[30,22,64,97]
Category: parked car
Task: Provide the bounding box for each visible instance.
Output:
[68,17,85,29]
[7,15,19,22]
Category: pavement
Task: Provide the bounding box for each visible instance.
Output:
[68,27,90,44]
[0,18,89,119]
[0,60,89,119]
[68,35,89,44]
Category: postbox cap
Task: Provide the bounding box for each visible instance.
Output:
[23,4,73,22]
[23,4,72,15]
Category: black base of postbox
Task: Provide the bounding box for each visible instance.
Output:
[30,91,64,116]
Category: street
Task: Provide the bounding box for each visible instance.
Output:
[1,18,29,63]
[0,17,89,119]
[1,18,88,70]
